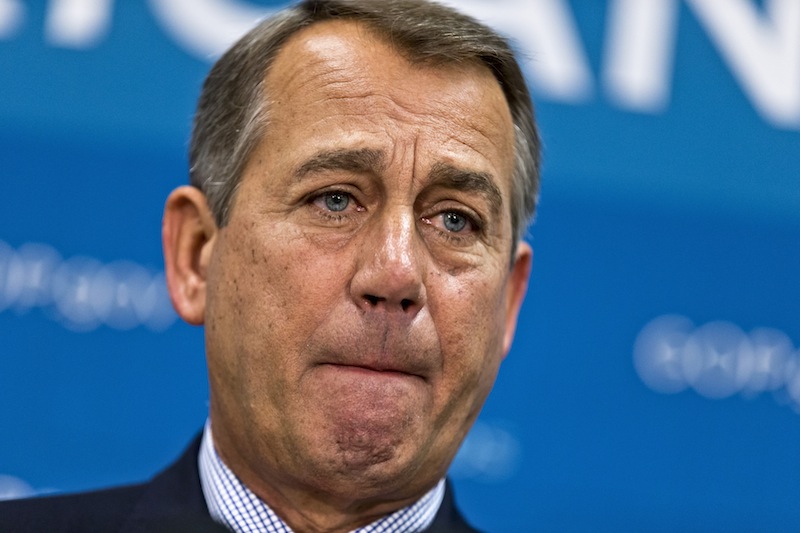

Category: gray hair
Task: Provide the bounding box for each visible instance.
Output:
[189,0,540,245]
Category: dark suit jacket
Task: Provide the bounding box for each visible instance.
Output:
[0,435,479,532]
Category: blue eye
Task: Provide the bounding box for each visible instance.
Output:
[323,192,350,212]
[442,212,468,232]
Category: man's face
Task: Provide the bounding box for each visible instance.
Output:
[200,20,530,503]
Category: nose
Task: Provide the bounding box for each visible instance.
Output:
[350,209,426,318]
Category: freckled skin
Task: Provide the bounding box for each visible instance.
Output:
[172,19,531,533]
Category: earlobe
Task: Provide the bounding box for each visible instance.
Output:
[162,186,218,325]
[502,241,533,356]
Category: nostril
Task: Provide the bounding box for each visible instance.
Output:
[364,294,382,306]
[362,294,415,311]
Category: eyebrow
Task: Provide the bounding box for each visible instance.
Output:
[293,149,504,215]
[294,148,385,181]
[426,162,503,217]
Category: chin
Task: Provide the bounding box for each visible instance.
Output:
[302,419,439,498]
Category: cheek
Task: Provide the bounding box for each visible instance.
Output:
[432,271,508,394]
[229,220,356,341]
[208,221,352,410]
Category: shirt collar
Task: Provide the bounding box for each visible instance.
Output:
[198,422,446,532]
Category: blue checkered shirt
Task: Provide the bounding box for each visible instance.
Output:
[198,423,446,532]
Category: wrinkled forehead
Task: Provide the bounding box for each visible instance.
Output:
[262,19,517,183]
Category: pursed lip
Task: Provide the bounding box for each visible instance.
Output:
[316,356,430,382]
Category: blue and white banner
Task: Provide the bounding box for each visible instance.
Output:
[1,1,798,531]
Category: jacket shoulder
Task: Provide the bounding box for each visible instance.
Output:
[0,434,220,532]
[0,482,146,532]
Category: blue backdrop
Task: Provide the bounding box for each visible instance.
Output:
[1,1,798,531]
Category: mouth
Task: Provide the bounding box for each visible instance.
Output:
[317,362,427,382]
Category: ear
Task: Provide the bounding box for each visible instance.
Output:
[162,186,218,325]
[502,241,533,356]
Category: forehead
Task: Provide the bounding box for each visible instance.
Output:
[260,19,516,183]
